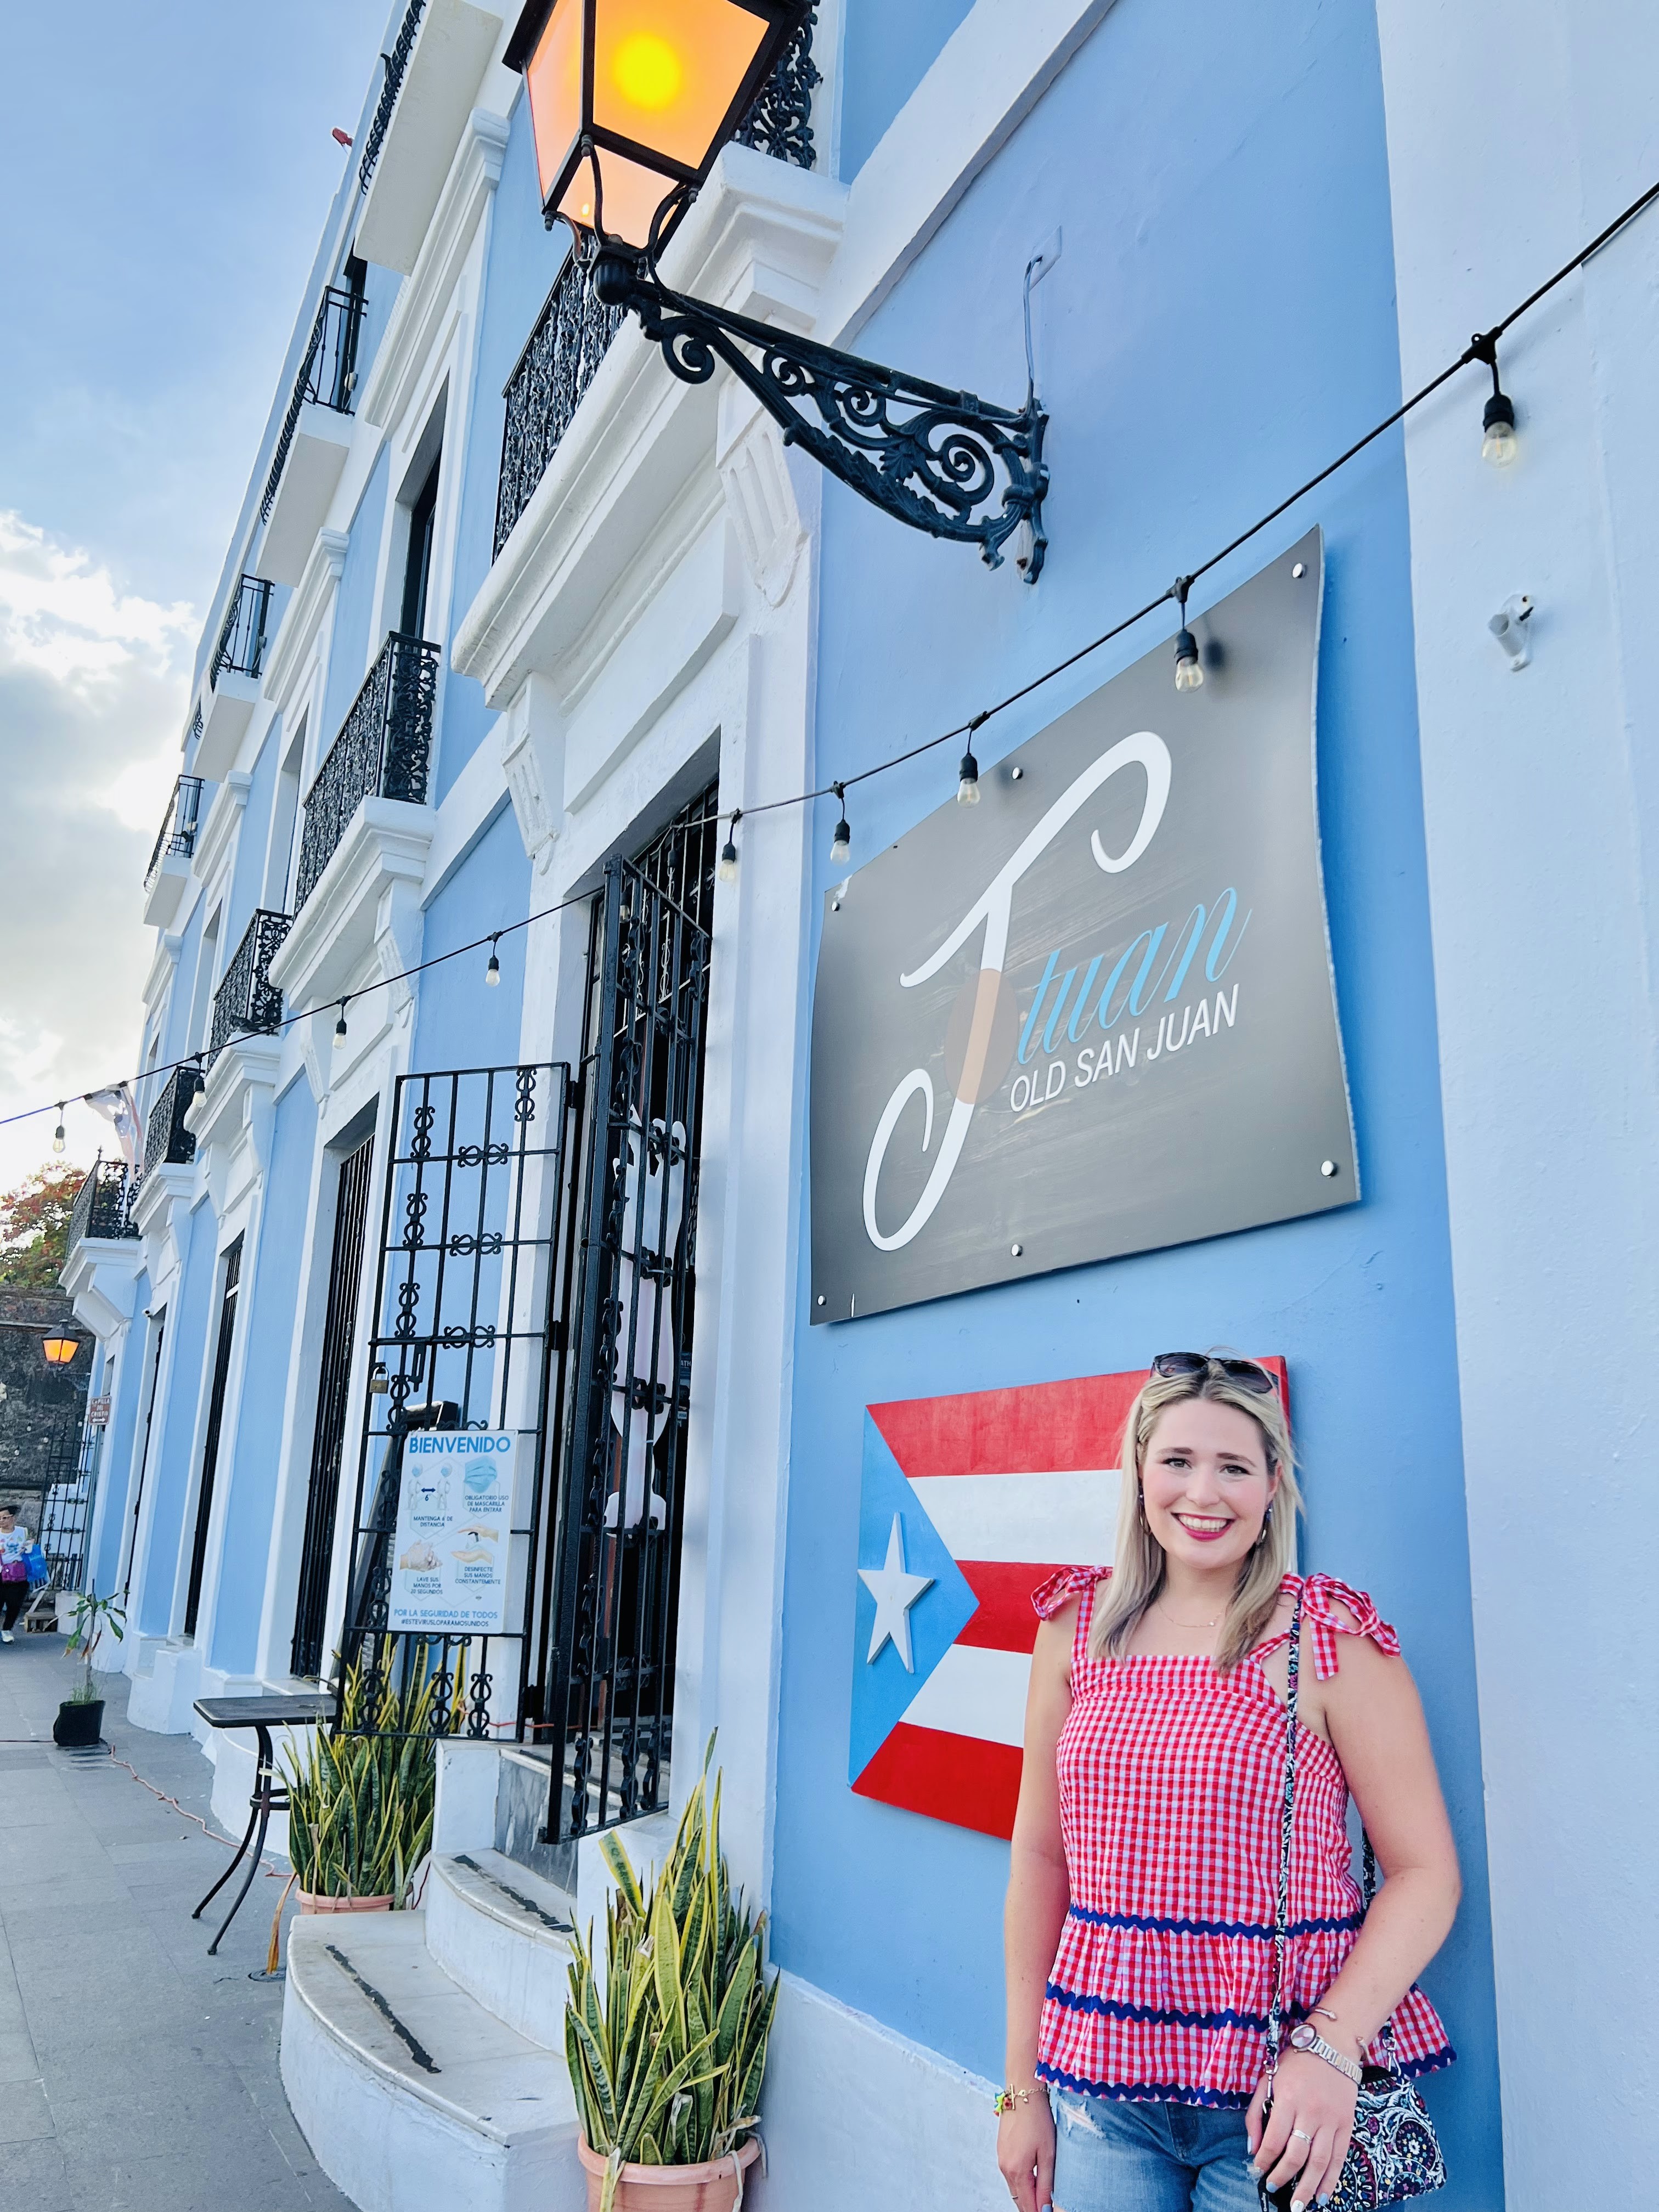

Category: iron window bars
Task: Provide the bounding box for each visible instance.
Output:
[492,13,819,559]
[336,1063,574,1744]
[260,283,366,523]
[210,574,274,689]
[67,1157,139,1248]
[40,1415,101,1594]
[541,788,717,1841]
[144,776,204,888]
[358,0,427,194]
[141,1064,204,1181]
[210,910,292,1062]
[292,631,440,913]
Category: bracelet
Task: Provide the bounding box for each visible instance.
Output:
[993,2086,1040,2115]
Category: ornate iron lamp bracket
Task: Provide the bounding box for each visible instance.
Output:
[592,250,1049,581]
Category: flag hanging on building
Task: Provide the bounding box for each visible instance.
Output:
[848,1361,1284,1838]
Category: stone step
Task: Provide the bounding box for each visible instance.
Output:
[425,1849,575,2052]
[282,1911,584,2212]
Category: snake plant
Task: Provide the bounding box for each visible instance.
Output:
[565,1744,779,2212]
[282,1657,438,1904]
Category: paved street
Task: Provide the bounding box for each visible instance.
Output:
[0,1633,348,2212]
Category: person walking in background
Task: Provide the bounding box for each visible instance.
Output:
[998,1354,1462,2212]
[0,1504,32,1641]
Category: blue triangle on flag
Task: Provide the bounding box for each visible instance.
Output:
[848,1412,980,1785]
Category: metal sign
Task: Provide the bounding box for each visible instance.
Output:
[387,1430,516,1637]
[809,530,1355,1323]
[85,1397,111,1429]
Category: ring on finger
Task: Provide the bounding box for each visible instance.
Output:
[1290,2128,1312,2144]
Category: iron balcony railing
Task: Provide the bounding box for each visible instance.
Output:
[492,11,821,560]
[358,0,427,194]
[210,909,292,1060]
[142,1064,205,1181]
[261,284,366,523]
[67,1157,139,1247]
[293,631,441,913]
[144,776,204,887]
[210,574,274,688]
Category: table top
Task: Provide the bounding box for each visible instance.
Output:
[193,1694,334,1730]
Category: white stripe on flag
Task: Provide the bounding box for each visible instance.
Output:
[905,1642,1032,1748]
[909,1469,1120,1564]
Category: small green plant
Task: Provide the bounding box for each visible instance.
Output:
[565,1743,778,2212]
[282,1656,438,1904]
[64,1587,125,1704]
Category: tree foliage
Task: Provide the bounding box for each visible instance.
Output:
[0,1163,88,1290]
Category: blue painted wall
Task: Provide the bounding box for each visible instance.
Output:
[209,1074,319,1674]
[774,0,1502,2200]
[136,1205,217,1635]
[321,445,393,745]
[839,0,976,178]
[409,803,531,1074]
[435,88,569,803]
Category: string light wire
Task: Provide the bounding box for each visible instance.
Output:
[5,172,1657,1142]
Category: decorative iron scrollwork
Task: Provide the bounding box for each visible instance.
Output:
[591,255,1049,578]
[732,7,820,168]
[293,631,441,912]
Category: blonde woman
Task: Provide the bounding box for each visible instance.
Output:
[998,1355,1460,2212]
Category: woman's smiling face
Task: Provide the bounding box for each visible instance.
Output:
[1139,1397,1277,1576]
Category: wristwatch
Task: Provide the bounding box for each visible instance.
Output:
[1288,2021,1363,2086]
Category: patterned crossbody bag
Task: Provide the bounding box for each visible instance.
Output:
[1259,1591,1447,2212]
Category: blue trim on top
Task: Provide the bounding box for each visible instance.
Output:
[1066,1903,1364,1939]
[1038,2063,1252,2111]
[1045,1986,1277,2032]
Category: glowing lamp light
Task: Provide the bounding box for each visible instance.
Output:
[508,0,805,249]
[42,1331,81,1368]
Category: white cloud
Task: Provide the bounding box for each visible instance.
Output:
[0,511,197,1199]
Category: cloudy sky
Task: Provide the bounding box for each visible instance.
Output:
[0,1,391,1194]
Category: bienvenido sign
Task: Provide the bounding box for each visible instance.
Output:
[809,530,1355,1323]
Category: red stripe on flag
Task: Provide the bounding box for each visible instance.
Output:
[868,1360,1288,1479]
[955,1560,1067,1652]
[851,1721,1024,1839]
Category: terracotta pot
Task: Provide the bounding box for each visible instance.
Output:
[577,2135,760,2212]
[295,1888,395,1915]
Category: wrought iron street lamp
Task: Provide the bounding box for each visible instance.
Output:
[505,0,1050,578]
[41,1331,81,1368]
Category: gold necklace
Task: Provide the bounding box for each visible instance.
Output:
[1155,1596,1220,1632]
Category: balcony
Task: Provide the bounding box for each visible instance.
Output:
[356,0,502,277]
[67,1159,138,1250]
[490,10,821,562]
[268,633,439,1014]
[210,909,292,1061]
[260,286,364,584]
[142,1064,205,1180]
[197,574,274,778]
[293,632,438,912]
[142,776,205,927]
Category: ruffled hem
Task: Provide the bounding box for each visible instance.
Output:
[1037,2042,1456,2112]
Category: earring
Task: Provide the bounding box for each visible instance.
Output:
[1137,1487,1148,1531]
[1255,1503,1273,1549]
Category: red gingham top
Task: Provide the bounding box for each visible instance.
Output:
[1031,1567,1454,2109]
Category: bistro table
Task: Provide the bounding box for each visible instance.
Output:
[191,1692,334,1954]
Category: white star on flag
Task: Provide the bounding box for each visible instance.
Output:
[858,1513,934,1672]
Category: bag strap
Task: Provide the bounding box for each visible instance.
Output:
[1263,1585,1304,2087]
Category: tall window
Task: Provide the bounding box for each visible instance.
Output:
[185,1238,242,1638]
[400,456,440,641]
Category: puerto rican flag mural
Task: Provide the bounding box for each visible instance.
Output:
[849,1362,1285,1839]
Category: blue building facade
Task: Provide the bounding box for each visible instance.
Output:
[58,3,1659,2207]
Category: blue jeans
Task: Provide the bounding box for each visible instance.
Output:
[1051,2091,1260,2212]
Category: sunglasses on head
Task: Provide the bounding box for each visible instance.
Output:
[1151,1352,1278,1396]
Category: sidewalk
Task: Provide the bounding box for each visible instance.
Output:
[0,1631,349,2211]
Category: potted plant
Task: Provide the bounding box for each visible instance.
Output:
[283,1655,438,1912]
[55,1587,125,1747]
[566,1745,779,2212]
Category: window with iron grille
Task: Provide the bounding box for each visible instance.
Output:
[185,1238,242,1639]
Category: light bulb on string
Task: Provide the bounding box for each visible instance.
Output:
[334,1001,349,1046]
[52,1104,65,1155]
[1172,577,1204,692]
[958,712,985,804]
[1472,331,1518,465]
[717,810,741,883]
[485,936,501,987]
[830,785,852,867]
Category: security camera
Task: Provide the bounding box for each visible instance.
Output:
[1489,592,1533,672]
